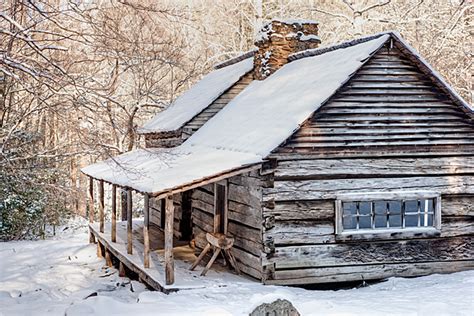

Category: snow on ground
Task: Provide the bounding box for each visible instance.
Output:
[1,218,473,316]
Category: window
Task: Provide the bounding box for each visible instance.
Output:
[336,192,441,235]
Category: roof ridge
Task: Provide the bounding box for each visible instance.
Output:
[214,49,257,69]
[288,32,391,62]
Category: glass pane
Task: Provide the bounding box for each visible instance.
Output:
[374,215,387,228]
[389,213,402,227]
[421,199,434,212]
[405,214,418,227]
[343,202,357,216]
[343,215,357,229]
[359,202,371,215]
[405,200,418,213]
[420,213,433,227]
[374,201,388,215]
[388,201,401,214]
[359,215,371,229]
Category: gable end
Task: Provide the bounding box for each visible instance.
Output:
[272,41,474,158]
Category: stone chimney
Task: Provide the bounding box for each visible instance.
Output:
[254,19,321,80]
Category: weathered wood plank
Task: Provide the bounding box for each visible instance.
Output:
[296,127,474,136]
[317,114,465,121]
[267,236,473,269]
[127,189,133,254]
[98,180,105,233]
[442,196,474,216]
[164,195,175,285]
[111,184,117,242]
[88,178,95,243]
[265,261,474,285]
[228,182,262,208]
[319,107,462,115]
[264,176,474,201]
[308,121,472,128]
[264,220,334,245]
[286,138,474,148]
[275,145,474,156]
[143,193,150,268]
[274,157,474,179]
[290,134,474,144]
[263,200,334,221]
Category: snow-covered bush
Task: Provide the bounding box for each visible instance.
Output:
[0,172,71,241]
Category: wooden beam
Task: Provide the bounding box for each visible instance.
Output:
[121,189,127,221]
[88,177,94,223]
[143,193,150,268]
[127,189,133,255]
[152,164,261,200]
[99,180,105,233]
[119,262,126,277]
[111,184,117,242]
[88,177,95,243]
[164,195,175,285]
[97,241,104,258]
[105,248,113,267]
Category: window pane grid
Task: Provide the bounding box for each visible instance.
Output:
[342,198,437,231]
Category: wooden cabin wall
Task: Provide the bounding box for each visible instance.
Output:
[191,170,264,280]
[261,44,474,285]
[144,130,183,148]
[150,194,185,240]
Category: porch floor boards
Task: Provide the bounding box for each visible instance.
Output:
[89,220,254,292]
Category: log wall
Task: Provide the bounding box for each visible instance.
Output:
[191,170,264,280]
[150,193,188,240]
[262,43,474,284]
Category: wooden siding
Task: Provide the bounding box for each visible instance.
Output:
[150,194,187,240]
[191,171,264,280]
[274,44,474,157]
[262,43,474,285]
[145,130,183,148]
[182,73,253,140]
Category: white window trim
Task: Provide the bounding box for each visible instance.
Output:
[335,191,442,237]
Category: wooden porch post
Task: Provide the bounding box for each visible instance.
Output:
[111,184,117,242]
[99,180,105,233]
[127,189,133,254]
[165,195,175,285]
[88,177,94,223]
[143,193,150,268]
[121,190,127,221]
[88,177,95,243]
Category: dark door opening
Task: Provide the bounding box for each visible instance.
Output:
[214,181,228,234]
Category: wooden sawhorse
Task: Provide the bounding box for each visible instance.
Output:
[190,232,240,276]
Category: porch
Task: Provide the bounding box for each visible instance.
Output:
[89,220,254,293]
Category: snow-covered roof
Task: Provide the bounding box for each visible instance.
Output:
[82,147,261,194]
[183,34,390,157]
[83,31,472,195]
[138,57,254,134]
[83,34,390,194]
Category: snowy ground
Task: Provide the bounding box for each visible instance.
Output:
[1,219,473,316]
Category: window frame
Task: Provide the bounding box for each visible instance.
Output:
[335,191,441,238]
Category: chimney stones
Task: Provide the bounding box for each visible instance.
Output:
[253,19,321,80]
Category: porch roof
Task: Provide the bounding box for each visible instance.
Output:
[81,146,262,196]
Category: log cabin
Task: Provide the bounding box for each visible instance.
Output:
[82,19,474,288]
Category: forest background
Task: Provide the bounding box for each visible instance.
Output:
[0,0,471,240]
